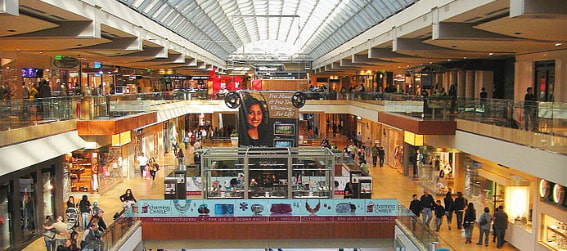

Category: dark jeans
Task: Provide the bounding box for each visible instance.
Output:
[445,210,453,224]
[379,157,384,167]
[372,156,378,166]
[139,165,146,177]
[478,228,490,245]
[455,210,464,229]
[495,228,506,248]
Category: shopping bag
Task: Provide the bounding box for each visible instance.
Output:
[461,228,466,237]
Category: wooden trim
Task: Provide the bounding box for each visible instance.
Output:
[77,112,157,135]
[378,112,456,135]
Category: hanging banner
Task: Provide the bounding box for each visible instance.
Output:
[238,91,298,147]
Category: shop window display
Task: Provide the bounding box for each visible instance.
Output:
[202,147,334,199]
[415,148,455,196]
[19,176,36,242]
[0,183,11,250]
[541,214,567,250]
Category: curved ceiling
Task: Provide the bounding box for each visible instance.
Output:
[117,0,418,60]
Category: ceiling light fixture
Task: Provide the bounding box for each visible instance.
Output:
[555,43,563,47]
[489,53,494,56]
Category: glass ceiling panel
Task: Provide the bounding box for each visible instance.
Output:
[117,0,418,60]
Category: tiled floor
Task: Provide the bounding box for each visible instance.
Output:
[24,137,518,251]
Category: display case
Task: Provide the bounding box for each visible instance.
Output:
[291,148,333,199]
[202,148,246,199]
[201,147,334,199]
[541,214,567,250]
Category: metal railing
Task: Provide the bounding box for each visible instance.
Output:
[81,210,138,250]
[2,91,566,138]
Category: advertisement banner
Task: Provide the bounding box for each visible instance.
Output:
[238,91,298,147]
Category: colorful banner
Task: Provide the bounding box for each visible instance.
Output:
[136,199,403,222]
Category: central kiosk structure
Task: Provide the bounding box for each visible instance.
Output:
[201,147,335,199]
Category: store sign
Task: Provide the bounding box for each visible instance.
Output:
[136,199,402,222]
[53,56,79,69]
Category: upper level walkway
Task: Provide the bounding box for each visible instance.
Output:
[2,91,566,155]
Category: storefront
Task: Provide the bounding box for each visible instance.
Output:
[537,180,567,251]
[381,126,403,169]
[0,158,61,250]
[413,146,460,196]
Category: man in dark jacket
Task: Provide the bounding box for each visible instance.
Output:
[454,191,466,229]
[409,194,421,217]
[434,200,445,232]
[493,205,509,248]
[409,194,422,231]
[420,189,435,227]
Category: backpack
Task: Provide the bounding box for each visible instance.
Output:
[479,214,488,226]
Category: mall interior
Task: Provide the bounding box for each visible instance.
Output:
[0,0,566,250]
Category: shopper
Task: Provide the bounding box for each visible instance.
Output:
[78,195,91,231]
[420,189,435,228]
[493,205,509,248]
[66,196,76,208]
[137,152,148,178]
[378,145,385,168]
[42,216,56,251]
[149,157,159,181]
[120,188,137,208]
[463,202,476,244]
[409,194,421,231]
[454,191,466,229]
[443,191,454,230]
[56,239,73,251]
[477,207,492,246]
[52,216,68,248]
[370,144,379,167]
[433,200,445,232]
[344,182,354,199]
[89,210,107,233]
[176,148,184,167]
[523,87,538,131]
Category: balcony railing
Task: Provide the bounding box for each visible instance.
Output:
[1,91,566,138]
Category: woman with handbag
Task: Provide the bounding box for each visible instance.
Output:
[42,216,56,251]
[463,202,476,244]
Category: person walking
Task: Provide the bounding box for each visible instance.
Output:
[78,195,91,231]
[136,152,148,178]
[409,194,422,231]
[52,216,68,248]
[493,205,509,248]
[176,148,185,167]
[420,189,435,228]
[443,191,454,230]
[149,157,159,181]
[370,144,379,167]
[454,191,466,229]
[42,216,56,251]
[463,202,476,244]
[477,207,493,246]
[434,200,445,232]
[378,145,385,168]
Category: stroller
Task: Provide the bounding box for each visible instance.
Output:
[65,207,79,230]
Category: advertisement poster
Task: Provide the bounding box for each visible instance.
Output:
[238,91,298,147]
[137,199,401,222]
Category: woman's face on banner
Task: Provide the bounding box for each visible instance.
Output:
[247,103,263,128]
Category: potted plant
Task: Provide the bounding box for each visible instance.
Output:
[230,132,238,146]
